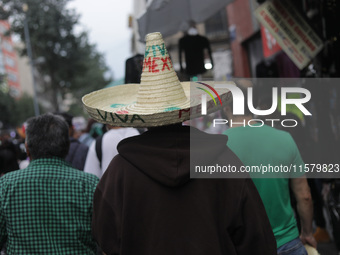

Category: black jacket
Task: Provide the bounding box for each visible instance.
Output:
[92,125,276,255]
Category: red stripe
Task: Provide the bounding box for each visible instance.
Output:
[196,82,223,105]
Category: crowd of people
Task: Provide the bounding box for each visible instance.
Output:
[0,32,338,255]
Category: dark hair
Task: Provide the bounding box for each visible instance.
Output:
[26,113,70,159]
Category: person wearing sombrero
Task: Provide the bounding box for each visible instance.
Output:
[84,32,276,255]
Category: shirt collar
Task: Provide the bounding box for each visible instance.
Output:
[29,157,70,167]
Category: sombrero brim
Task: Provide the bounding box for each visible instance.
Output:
[82,81,233,127]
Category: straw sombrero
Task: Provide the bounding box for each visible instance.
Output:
[82,32,233,127]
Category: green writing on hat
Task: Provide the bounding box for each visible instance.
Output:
[110,103,127,108]
[164,107,181,112]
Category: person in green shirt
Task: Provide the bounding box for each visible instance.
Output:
[222,80,316,255]
[0,113,99,254]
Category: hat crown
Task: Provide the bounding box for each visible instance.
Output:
[136,32,188,108]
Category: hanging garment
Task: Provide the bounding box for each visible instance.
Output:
[179,34,213,76]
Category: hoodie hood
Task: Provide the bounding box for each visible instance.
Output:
[117,124,229,187]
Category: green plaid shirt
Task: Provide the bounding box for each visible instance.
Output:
[0,157,99,254]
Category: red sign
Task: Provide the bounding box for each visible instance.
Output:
[261,25,281,58]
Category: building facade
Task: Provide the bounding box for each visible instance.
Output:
[0,21,21,98]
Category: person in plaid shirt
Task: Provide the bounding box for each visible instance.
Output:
[0,113,99,254]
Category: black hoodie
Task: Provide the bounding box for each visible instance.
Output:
[92,125,276,255]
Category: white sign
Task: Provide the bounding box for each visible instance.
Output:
[255,0,323,69]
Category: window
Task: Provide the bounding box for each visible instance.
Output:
[7,72,17,82]
[0,23,7,34]
[9,86,21,98]
[5,56,15,67]
[0,51,5,74]
[2,40,13,52]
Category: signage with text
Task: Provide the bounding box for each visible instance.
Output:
[255,0,323,69]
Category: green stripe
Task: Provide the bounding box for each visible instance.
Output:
[197,87,217,105]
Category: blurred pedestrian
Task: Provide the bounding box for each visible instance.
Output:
[55,112,89,170]
[310,179,331,243]
[0,113,99,254]
[15,123,30,169]
[84,125,139,179]
[79,119,105,147]
[84,33,276,255]
[0,131,19,175]
[223,80,316,254]
[0,153,5,177]
[72,116,87,140]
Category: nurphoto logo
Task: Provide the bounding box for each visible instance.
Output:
[199,83,312,128]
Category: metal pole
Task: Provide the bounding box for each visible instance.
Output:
[23,12,40,116]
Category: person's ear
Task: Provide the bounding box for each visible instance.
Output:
[25,142,32,161]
